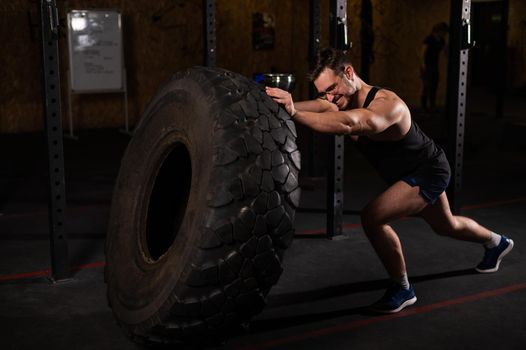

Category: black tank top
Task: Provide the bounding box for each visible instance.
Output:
[353,87,450,184]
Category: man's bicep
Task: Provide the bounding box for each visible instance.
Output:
[366,99,401,131]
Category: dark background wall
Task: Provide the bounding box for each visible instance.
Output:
[1,0,525,133]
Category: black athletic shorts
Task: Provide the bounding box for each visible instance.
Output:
[401,153,451,204]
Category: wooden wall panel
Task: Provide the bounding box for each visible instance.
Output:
[1,0,206,133]
[61,0,205,131]
[1,0,524,133]
[0,3,44,133]
[369,0,450,107]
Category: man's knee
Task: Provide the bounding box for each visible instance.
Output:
[430,218,460,236]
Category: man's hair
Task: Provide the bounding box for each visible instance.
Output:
[309,48,352,81]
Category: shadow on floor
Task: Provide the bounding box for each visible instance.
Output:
[267,268,477,308]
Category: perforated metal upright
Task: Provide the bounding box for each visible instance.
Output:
[446,0,473,214]
[307,0,323,177]
[327,0,348,239]
[204,0,216,67]
[40,0,70,280]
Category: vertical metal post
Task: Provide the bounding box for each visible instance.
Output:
[326,134,345,239]
[330,0,351,51]
[446,0,472,214]
[308,0,322,176]
[204,0,216,67]
[495,0,509,119]
[327,0,348,239]
[40,0,70,280]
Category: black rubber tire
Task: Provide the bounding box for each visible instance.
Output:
[105,66,301,344]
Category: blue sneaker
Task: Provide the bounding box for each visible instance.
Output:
[476,235,514,273]
[370,284,417,313]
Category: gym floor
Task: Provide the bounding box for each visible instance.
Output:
[1,90,525,349]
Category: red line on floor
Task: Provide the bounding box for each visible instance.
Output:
[0,268,52,281]
[0,261,106,282]
[73,261,106,271]
[234,282,526,350]
[1,196,525,281]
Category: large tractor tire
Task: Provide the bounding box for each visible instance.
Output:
[105,66,301,344]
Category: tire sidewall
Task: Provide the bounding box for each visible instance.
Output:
[106,77,216,325]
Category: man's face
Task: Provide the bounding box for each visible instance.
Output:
[314,67,356,110]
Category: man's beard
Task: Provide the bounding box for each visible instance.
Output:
[334,95,350,110]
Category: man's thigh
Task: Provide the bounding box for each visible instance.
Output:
[363,180,429,224]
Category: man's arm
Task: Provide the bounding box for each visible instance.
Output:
[293,95,405,136]
[295,99,338,113]
[265,86,406,136]
[265,87,337,116]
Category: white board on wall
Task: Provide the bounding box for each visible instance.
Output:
[67,10,123,93]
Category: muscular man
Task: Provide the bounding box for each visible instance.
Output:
[266,48,514,313]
